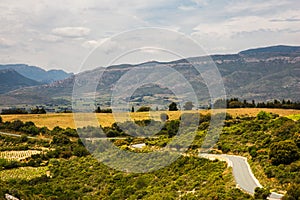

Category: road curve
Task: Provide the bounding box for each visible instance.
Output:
[0,131,34,139]
[0,131,50,140]
[199,153,284,200]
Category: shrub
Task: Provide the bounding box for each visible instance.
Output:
[20,125,39,135]
[269,140,299,165]
[52,134,71,145]
[168,102,178,111]
[254,187,270,199]
[257,111,272,120]
[10,120,24,131]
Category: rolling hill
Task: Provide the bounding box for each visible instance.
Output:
[0,45,299,106]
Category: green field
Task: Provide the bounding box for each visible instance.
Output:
[287,114,300,121]
[0,166,48,181]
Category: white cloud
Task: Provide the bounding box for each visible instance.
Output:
[39,34,62,42]
[82,40,99,48]
[0,0,299,71]
[191,0,208,6]
[178,6,196,11]
[0,37,15,48]
[192,8,300,38]
[224,0,292,13]
[52,27,90,38]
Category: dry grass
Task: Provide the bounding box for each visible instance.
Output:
[1,108,299,129]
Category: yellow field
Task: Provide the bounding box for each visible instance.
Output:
[1,108,299,129]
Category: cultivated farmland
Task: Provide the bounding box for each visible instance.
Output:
[1,108,299,129]
[0,166,48,181]
[0,150,42,161]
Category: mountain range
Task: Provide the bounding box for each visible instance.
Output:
[0,45,299,106]
[0,69,41,94]
[0,64,73,84]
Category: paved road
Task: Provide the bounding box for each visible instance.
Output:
[199,153,284,199]
[0,131,35,139]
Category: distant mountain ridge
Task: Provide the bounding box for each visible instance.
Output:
[0,64,73,83]
[0,45,299,106]
[0,69,41,94]
[239,45,300,55]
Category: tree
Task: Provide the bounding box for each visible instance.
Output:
[254,187,270,199]
[252,100,256,107]
[0,116,2,123]
[95,106,112,113]
[96,106,101,113]
[136,106,150,112]
[52,134,71,145]
[31,107,46,114]
[131,106,134,112]
[228,100,243,108]
[20,125,39,135]
[168,102,178,111]
[183,102,194,110]
[10,120,24,131]
[269,140,299,165]
[73,145,90,157]
[257,111,272,120]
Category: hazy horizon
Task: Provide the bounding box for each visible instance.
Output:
[1,0,300,72]
[1,43,300,73]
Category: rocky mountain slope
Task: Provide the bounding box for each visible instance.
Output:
[0,45,299,106]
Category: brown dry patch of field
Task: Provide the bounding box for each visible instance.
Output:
[1,108,299,129]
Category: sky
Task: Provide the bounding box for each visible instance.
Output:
[0,0,300,72]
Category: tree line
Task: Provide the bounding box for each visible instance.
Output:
[1,107,46,115]
[214,98,300,109]
[95,98,300,113]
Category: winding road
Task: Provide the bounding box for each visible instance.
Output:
[199,153,284,200]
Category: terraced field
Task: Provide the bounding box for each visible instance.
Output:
[0,150,42,161]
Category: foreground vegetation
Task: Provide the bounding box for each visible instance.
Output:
[0,155,253,199]
[0,109,299,199]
